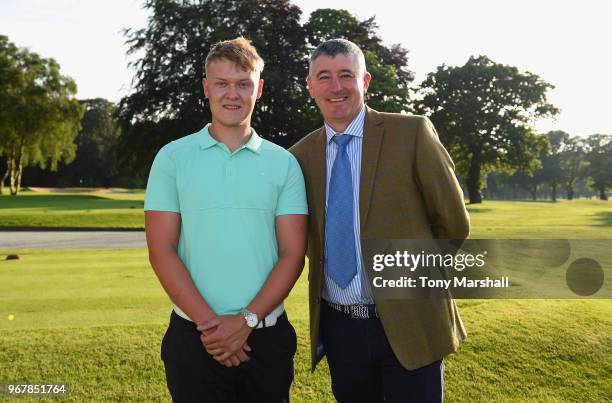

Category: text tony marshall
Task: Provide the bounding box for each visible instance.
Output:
[372,276,510,289]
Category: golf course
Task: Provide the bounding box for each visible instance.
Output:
[0,191,610,402]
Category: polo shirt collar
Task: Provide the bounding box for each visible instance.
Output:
[324,103,366,144]
[199,123,262,154]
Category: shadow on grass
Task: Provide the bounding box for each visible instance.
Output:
[0,194,143,211]
[594,211,612,227]
[466,207,493,213]
[481,199,559,204]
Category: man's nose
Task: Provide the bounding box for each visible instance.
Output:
[330,77,343,91]
[226,84,239,98]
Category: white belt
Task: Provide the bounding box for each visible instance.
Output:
[174,303,285,330]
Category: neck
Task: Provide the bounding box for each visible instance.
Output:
[327,122,349,133]
[209,120,252,152]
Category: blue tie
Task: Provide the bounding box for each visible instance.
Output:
[326,134,357,289]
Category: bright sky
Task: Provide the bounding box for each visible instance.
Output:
[2,0,610,136]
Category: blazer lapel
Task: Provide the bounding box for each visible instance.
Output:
[309,127,328,243]
[360,107,384,232]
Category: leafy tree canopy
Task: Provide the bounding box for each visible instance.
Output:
[0,35,83,195]
[416,55,558,203]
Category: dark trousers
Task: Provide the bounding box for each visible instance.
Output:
[320,301,444,403]
[161,311,297,403]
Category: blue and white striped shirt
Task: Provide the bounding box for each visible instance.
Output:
[322,105,375,305]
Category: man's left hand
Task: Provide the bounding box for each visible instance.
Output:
[197,314,253,361]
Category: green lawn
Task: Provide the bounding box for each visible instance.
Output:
[0,190,145,229]
[0,195,611,401]
[1,250,610,402]
[468,199,612,238]
[1,190,611,235]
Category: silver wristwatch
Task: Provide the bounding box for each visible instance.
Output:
[239,308,259,328]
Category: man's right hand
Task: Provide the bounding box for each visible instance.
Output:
[200,325,252,367]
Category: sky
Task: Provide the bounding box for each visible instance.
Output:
[2,0,611,136]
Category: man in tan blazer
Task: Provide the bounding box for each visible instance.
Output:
[290,39,470,403]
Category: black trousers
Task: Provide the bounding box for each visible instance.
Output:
[320,301,444,403]
[161,311,297,403]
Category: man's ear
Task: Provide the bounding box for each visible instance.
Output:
[202,78,209,98]
[363,71,372,93]
[256,79,264,100]
[306,76,314,98]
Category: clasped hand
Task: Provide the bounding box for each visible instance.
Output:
[197,314,252,368]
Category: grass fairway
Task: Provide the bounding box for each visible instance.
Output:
[0,197,611,401]
[1,250,611,402]
[0,189,144,229]
[1,189,611,235]
[467,199,612,238]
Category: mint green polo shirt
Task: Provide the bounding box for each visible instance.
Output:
[144,124,307,315]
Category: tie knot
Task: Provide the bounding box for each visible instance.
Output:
[332,134,352,148]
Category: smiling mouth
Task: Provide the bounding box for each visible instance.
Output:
[223,105,241,110]
[328,97,348,103]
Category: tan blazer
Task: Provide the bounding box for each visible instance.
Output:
[289,106,470,371]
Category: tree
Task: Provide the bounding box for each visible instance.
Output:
[118,0,311,179]
[304,8,412,113]
[0,35,22,194]
[416,55,559,203]
[61,98,121,187]
[513,133,550,200]
[540,131,569,201]
[584,134,612,200]
[559,137,586,200]
[0,36,83,195]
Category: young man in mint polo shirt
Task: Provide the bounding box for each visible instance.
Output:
[144,37,308,403]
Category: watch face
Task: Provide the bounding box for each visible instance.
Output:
[241,309,258,328]
[246,314,258,327]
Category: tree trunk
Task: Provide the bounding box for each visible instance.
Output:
[530,183,537,201]
[0,158,8,195]
[466,154,482,204]
[566,185,574,200]
[600,187,608,201]
[9,156,17,195]
[10,143,24,195]
[16,153,24,194]
[9,166,17,195]
[551,182,557,202]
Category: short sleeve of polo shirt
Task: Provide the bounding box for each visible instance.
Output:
[144,147,180,213]
[275,154,308,216]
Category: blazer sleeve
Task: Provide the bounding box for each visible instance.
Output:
[413,116,470,239]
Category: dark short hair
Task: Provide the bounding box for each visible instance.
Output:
[308,38,366,76]
[205,36,264,76]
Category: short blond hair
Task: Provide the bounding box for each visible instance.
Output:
[204,37,264,76]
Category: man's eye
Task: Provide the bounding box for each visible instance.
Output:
[318,76,330,81]
[216,82,227,87]
[341,74,353,79]
[239,82,250,88]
